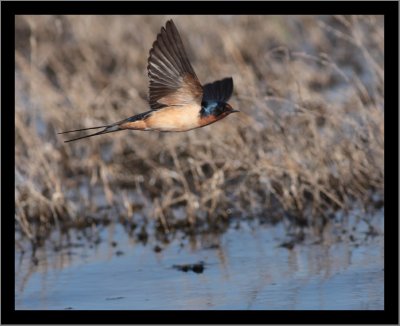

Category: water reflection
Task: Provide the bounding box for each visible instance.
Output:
[15,211,383,310]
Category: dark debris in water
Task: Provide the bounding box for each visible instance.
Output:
[365,225,380,238]
[279,241,295,250]
[153,245,163,253]
[279,232,305,250]
[173,261,205,274]
[136,226,149,244]
[106,296,125,301]
[203,243,220,250]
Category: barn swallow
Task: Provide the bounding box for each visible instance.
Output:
[59,20,238,142]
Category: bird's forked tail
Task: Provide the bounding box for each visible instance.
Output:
[58,124,122,143]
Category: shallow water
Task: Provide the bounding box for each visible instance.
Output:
[15,210,384,310]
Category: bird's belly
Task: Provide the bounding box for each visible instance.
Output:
[145,105,201,132]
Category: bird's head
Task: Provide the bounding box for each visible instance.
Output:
[200,101,239,121]
[222,103,240,115]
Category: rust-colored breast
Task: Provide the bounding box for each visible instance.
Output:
[145,103,202,132]
[198,114,220,128]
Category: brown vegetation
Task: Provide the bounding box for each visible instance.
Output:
[15,15,384,245]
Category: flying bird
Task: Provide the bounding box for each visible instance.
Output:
[59,20,238,143]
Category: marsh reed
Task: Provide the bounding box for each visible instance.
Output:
[15,15,384,245]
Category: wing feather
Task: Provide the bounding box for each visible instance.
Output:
[202,77,234,103]
[147,20,203,110]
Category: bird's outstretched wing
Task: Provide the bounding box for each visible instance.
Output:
[202,77,234,103]
[147,20,203,110]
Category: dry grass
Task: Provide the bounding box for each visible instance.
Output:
[15,15,384,243]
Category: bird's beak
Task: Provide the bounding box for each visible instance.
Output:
[231,109,240,113]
